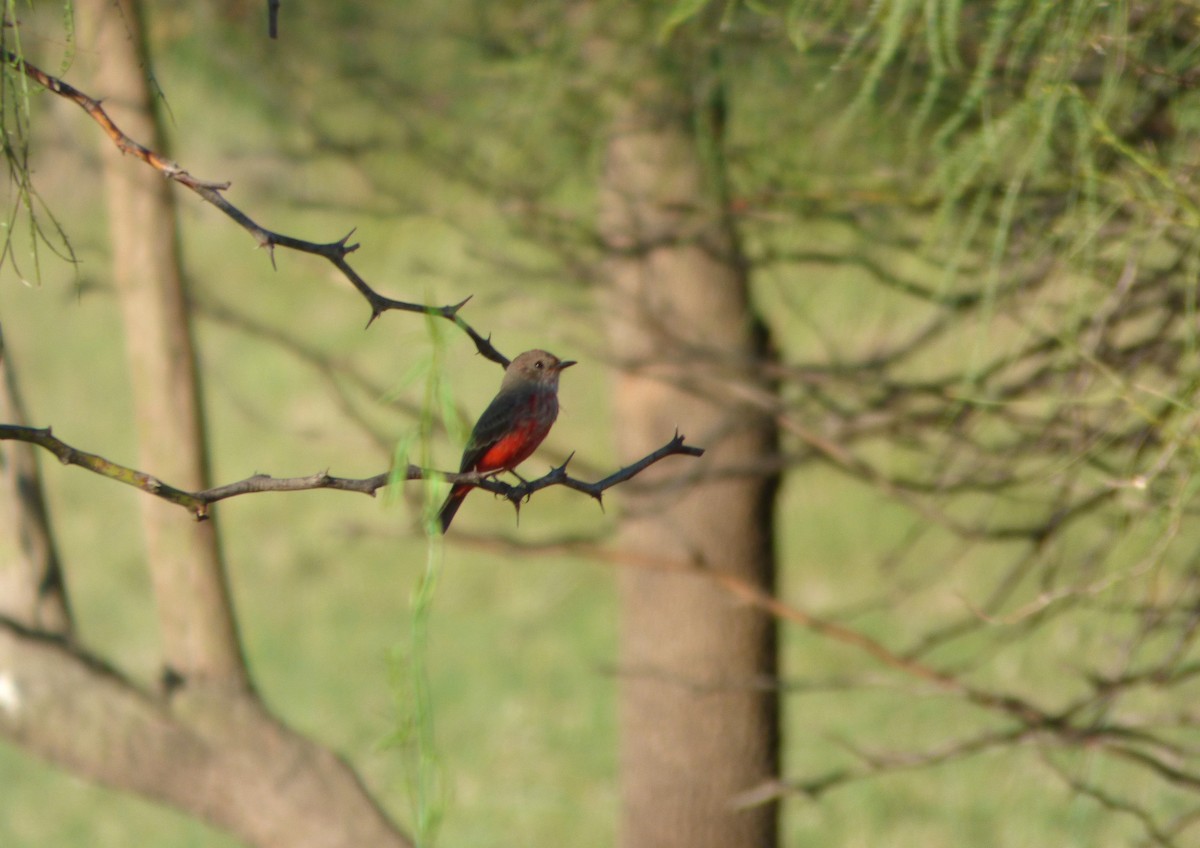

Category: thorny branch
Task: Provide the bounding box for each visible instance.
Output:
[0,50,508,367]
[0,424,701,521]
[481,431,704,510]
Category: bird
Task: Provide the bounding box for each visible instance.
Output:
[438,349,575,533]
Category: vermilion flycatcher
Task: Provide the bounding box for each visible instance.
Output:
[438,349,575,533]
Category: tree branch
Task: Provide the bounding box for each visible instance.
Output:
[0,615,411,848]
[0,425,208,513]
[480,430,705,510]
[0,51,507,366]
[0,425,703,521]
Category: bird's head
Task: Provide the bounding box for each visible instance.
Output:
[504,349,576,389]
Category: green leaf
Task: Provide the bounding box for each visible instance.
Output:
[658,0,713,44]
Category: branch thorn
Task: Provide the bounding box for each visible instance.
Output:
[446,295,473,318]
[337,228,360,255]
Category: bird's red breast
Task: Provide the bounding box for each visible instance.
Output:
[473,415,548,473]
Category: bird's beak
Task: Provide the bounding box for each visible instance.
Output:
[557,360,577,371]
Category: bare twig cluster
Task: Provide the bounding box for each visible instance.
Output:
[724,177,1200,842]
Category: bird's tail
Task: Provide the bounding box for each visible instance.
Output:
[437,484,471,533]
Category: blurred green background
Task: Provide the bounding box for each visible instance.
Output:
[2,1,1198,846]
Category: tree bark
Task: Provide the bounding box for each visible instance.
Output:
[79,0,245,689]
[598,54,781,848]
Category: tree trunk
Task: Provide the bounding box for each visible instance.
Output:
[598,57,781,848]
[79,0,246,689]
[0,322,72,634]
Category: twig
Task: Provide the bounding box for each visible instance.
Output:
[267,0,281,39]
[0,51,506,365]
[1039,751,1183,848]
[440,526,1058,728]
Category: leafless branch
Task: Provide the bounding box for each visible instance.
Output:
[1039,751,1188,848]
[0,424,702,521]
[0,50,507,366]
[480,431,705,510]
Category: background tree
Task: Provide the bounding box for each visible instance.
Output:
[594,11,780,846]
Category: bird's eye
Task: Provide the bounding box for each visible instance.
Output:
[535,360,544,369]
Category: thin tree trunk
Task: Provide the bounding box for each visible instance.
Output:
[79,0,244,689]
[598,61,781,848]
[0,321,72,634]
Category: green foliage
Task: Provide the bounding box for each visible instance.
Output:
[659,0,722,43]
[0,2,78,284]
[658,0,1195,302]
[380,316,461,847]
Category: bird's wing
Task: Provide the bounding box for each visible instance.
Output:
[459,389,530,472]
